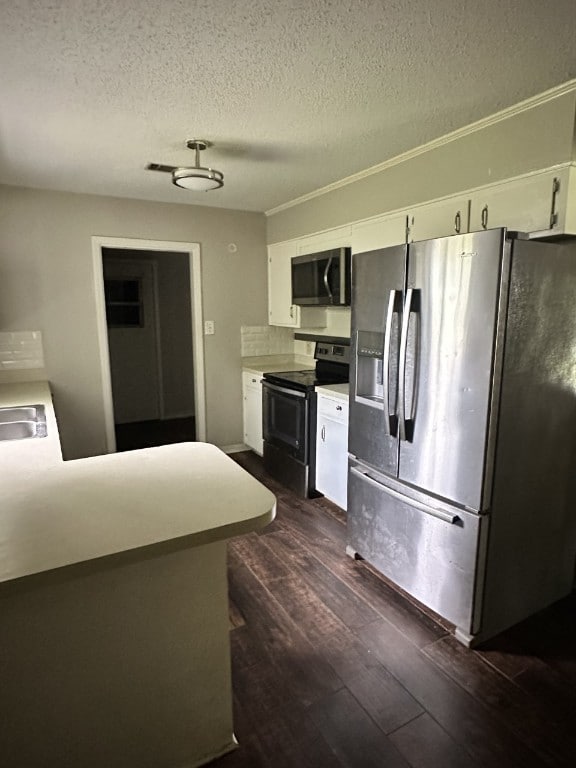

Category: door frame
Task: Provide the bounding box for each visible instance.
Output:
[91,236,206,453]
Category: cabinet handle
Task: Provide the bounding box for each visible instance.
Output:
[321,425,326,442]
[290,305,294,319]
[549,176,560,229]
[454,211,461,234]
[481,205,488,230]
[336,405,342,411]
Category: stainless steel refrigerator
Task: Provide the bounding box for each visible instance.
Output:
[347,228,576,646]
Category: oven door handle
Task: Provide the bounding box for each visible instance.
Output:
[262,381,307,398]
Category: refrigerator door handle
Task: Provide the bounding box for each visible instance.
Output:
[398,287,417,442]
[382,289,400,436]
[350,467,461,525]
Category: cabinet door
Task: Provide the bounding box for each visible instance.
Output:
[316,397,349,510]
[410,196,469,242]
[243,375,263,455]
[351,213,408,254]
[267,242,327,328]
[469,173,558,234]
[268,241,298,326]
[562,166,576,235]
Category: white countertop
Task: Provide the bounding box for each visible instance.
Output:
[242,354,314,376]
[0,381,62,471]
[0,382,276,593]
[315,383,350,401]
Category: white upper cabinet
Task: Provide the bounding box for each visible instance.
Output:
[267,241,327,328]
[561,166,576,235]
[268,241,296,326]
[469,170,563,235]
[267,167,575,329]
[351,213,408,254]
[409,195,470,242]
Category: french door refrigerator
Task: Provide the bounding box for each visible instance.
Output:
[347,228,576,646]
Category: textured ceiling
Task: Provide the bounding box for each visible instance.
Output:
[0,0,575,212]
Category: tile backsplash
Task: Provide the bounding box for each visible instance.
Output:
[241,325,294,357]
[0,331,45,370]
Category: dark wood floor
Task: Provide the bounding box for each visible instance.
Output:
[216,451,576,768]
[114,416,195,451]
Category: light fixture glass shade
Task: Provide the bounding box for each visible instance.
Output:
[172,167,224,191]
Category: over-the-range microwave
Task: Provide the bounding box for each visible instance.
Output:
[291,247,351,306]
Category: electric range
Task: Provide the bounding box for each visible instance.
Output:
[262,341,350,497]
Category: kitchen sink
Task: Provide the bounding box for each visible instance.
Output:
[0,404,47,441]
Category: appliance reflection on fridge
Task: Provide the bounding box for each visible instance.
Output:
[347,228,576,646]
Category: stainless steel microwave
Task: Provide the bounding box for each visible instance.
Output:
[291,247,351,306]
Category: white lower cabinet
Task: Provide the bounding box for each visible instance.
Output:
[315,393,349,510]
[242,371,263,455]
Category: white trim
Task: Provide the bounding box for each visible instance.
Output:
[91,236,206,453]
[265,79,576,217]
[221,444,250,454]
[149,259,165,420]
[189,243,207,442]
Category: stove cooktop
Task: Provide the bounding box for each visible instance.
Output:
[262,341,350,393]
[263,369,347,392]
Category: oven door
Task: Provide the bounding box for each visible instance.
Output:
[262,380,309,464]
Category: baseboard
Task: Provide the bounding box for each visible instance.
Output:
[221,444,249,454]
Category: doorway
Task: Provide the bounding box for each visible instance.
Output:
[92,237,206,454]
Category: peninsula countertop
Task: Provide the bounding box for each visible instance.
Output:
[0,383,276,592]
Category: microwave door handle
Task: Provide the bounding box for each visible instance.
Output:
[323,257,334,302]
[382,289,400,436]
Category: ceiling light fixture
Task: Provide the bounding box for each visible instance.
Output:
[172,139,224,191]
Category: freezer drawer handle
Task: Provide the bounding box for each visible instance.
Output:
[383,289,401,436]
[350,467,461,525]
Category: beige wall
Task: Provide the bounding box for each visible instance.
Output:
[0,185,268,458]
[267,89,576,243]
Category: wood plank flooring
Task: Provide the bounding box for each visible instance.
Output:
[215,451,576,768]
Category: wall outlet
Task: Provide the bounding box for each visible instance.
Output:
[204,320,215,335]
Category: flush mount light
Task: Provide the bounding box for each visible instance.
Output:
[173,139,224,191]
[146,139,224,191]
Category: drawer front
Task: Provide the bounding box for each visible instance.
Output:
[317,395,348,424]
[242,371,262,389]
[347,465,483,633]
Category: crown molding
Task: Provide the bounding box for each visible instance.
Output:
[265,79,576,217]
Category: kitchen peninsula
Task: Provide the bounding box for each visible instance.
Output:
[0,382,276,768]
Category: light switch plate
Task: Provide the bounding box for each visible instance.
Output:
[204,320,215,335]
